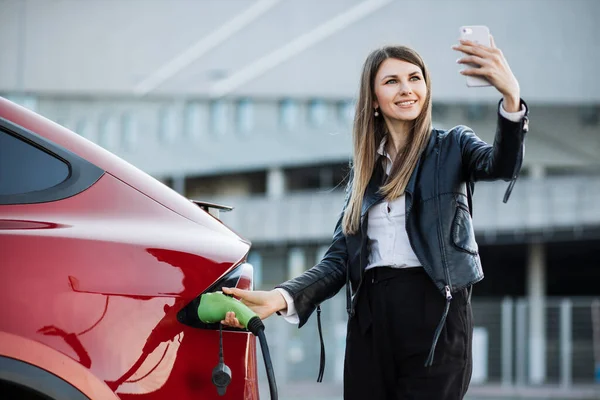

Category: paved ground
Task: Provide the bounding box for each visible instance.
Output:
[258,381,600,400]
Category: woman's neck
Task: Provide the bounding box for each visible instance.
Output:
[384,119,412,160]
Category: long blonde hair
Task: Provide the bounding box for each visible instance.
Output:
[342,46,433,235]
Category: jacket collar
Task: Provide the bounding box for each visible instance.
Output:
[406,128,437,195]
[361,129,437,217]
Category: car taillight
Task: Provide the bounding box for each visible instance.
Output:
[210,262,253,292]
[177,262,254,330]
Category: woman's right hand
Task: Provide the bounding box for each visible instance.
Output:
[220,287,288,329]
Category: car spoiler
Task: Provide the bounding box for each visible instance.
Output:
[190,200,234,219]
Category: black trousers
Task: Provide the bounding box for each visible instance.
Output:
[344,267,473,400]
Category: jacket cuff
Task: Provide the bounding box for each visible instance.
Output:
[274,288,300,324]
[275,282,315,328]
[499,100,527,122]
[496,98,529,202]
[497,98,529,132]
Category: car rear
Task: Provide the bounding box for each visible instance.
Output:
[0,97,260,399]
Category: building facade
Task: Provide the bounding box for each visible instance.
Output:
[2,0,599,389]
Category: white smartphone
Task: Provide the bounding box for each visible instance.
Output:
[459,25,492,87]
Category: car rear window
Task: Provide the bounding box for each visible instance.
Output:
[0,131,70,196]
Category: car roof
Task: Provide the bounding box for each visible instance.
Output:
[0,97,244,242]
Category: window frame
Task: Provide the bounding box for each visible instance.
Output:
[0,117,104,205]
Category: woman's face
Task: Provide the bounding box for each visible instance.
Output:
[373,58,427,124]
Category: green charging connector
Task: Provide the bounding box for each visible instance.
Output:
[197,292,258,331]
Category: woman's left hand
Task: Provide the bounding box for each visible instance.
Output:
[453,36,521,112]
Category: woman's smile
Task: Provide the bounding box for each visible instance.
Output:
[394,100,418,108]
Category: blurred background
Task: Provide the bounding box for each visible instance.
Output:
[1,0,599,398]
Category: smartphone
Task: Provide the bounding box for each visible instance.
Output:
[459,25,492,87]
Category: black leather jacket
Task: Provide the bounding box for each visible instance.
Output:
[277,100,529,370]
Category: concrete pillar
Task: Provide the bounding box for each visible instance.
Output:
[527,241,547,384]
[560,298,573,388]
[526,163,547,384]
[267,167,286,198]
[501,297,514,386]
[515,299,528,385]
[172,175,186,196]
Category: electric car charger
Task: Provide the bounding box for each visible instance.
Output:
[197,292,278,400]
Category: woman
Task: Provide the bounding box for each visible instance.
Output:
[222,37,528,399]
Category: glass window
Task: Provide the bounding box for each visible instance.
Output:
[279,98,299,130]
[184,102,203,139]
[210,100,228,135]
[236,99,254,134]
[338,100,355,124]
[98,114,120,150]
[308,99,327,128]
[158,105,177,143]
[121,112,137,150]
[286,162,348,192]
[0,131,69,195]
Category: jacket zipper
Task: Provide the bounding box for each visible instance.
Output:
[435,144,453,293]
[424,143,453,368]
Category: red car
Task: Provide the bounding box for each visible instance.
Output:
[0,97,260,399]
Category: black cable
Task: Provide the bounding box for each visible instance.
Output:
[218,322,224,364]
[247,317,278,400]
[258,330,278,400]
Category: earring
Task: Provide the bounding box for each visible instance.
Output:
[374,109,379,117]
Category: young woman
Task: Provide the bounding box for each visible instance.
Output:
[222,37,529,399]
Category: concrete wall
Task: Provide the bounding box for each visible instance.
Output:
[11,95,599,177]
[1,0,598,103]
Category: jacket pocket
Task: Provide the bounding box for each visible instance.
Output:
[451,204,479,255]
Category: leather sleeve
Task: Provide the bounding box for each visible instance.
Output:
[275,171,353,328]
[456,98,529,182]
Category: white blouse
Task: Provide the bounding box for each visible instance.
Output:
[365,139,421,270]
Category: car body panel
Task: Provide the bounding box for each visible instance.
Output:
[0,98,259,399]
[0,331,120,399]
